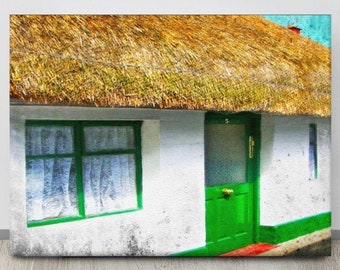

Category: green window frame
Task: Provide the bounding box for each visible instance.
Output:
[25,120,143,227]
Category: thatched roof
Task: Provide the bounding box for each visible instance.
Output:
[10,15,331,116]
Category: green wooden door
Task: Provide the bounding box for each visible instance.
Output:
[205,114,257,255]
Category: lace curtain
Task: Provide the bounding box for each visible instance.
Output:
[83,126,135,152]
[26,126,74,156]
[83,154,137,215]
[26,125,138,222]
[83,126,137,215]
[26,126,78,222]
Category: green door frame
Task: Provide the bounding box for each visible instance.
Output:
[205,111,261,253]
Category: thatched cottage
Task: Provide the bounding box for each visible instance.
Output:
[10,15,331,256]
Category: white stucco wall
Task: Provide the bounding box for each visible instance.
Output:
[260,114,331,226]
[10,105,206,256]
[11,106,331,255]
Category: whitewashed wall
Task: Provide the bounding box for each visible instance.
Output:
[10,106,332,255]
[10,106,206,256]
[260,115,331,226]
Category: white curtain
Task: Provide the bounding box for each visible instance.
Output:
[83,126,135,152]
[26,125,138,222]
[26,126,78,221]
[83,125,137,215]
[82,154,137,215]
[26,158,78,221]
[26,126,78,222]
[26,126,74,156]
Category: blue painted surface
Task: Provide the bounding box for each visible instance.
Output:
[263,15,331,47]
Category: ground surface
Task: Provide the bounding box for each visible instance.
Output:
[0,240,339,270]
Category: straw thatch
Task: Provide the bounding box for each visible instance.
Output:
[10,15,331,116]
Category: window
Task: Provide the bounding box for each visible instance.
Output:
[25,121,142,227]
[309,124,317,179]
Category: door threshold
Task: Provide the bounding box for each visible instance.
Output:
[219,243,278,256]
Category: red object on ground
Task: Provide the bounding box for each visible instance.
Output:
[220,243,278,256]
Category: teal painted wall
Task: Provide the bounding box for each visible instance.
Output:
[263,15,331,47]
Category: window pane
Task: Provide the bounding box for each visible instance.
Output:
[309,124,317,144]
[26,126,74,156]
[309,145,317,179]
[84,126,135,152]
[26,158,78,222]
[82,154,137,215]
[205,124,246,187]
[309,124,317,179]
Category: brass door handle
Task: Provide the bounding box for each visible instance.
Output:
[222,188,234,196]
[249,136,255,159]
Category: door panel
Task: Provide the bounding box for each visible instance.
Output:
[205,114,256,255]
